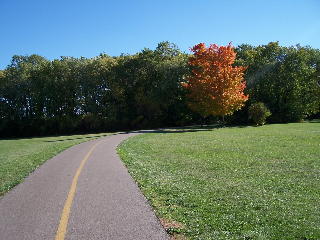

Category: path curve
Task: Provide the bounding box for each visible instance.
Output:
[0,131,168,240]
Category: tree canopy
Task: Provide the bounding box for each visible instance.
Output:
[0,41,319,137]
[182,43,248,119]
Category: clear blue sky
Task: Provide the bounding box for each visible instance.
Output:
[1,0,319,69]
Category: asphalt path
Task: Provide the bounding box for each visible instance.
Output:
[0,132,168,240]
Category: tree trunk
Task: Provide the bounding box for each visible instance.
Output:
[201,116,206,127]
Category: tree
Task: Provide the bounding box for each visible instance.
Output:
[182,43,248,121]
[236,43,320,122]
[113,42,189,128]
[1,55,49,120]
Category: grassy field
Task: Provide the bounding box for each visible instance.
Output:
[118,122,320,240]
[0,132,111,196]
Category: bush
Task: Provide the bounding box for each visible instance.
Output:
[248,102,271,126]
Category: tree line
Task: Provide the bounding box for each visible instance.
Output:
[0,41,319,137]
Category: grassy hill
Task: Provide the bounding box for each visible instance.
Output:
[118,122,320,240]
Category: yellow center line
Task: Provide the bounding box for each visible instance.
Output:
[55,141,101,240]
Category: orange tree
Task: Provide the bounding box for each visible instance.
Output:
[182,43,248,121]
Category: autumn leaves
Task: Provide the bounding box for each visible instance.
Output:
[182,43,248,119]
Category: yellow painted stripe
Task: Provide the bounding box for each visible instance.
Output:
[55,141,101,240]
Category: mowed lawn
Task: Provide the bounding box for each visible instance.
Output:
[0,132,111,196]
[118,122,320,240]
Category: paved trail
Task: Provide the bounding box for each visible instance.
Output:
[0,132,168,240]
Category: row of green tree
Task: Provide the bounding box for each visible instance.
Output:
[0,42,319,137]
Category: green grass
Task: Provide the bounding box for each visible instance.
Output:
[118,122,320,240]
[0,132,112,196]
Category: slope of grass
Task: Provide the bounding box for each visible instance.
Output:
[118,122,320,240]
[0,132,111,196]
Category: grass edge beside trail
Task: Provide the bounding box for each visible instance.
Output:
[118,123,320,240]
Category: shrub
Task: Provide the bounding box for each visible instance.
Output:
[248,102,271,126]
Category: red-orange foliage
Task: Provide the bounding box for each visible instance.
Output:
[182,43,248,118]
